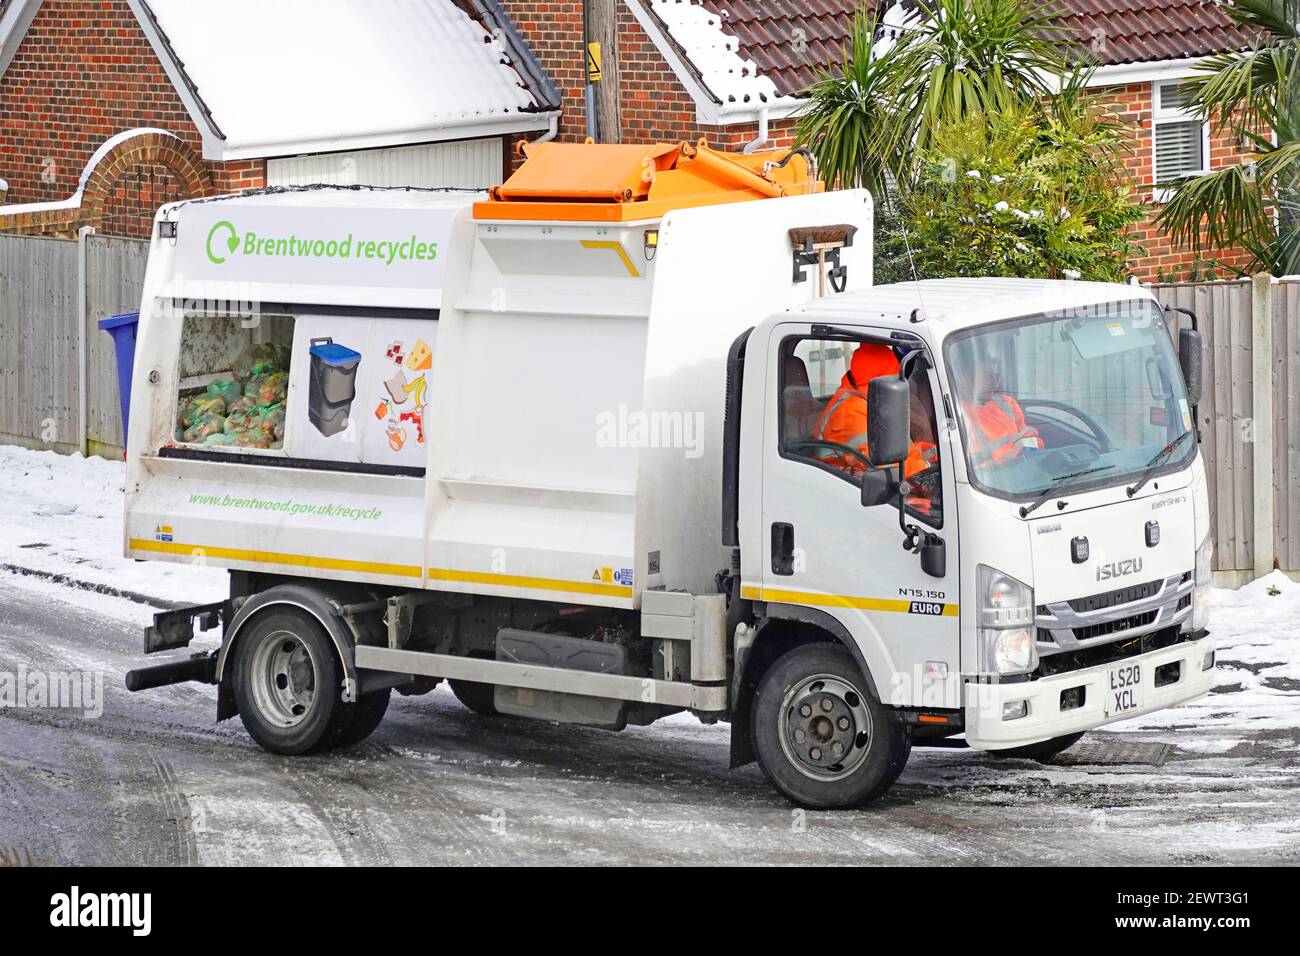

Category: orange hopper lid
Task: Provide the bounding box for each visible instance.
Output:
[474,139,822,222]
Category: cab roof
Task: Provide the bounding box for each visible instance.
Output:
[795,278,1158,336]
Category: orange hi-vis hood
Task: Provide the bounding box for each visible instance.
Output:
[814,344,901,469]
[473,139,822,223]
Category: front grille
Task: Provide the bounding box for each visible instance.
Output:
[1035,626,1187,677]
[1072,609,1158,641]
[1067,578,1163,613]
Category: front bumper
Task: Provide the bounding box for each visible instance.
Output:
[964,634,1214,750]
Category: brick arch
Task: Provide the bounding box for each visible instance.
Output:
[80,129,211,234]
[0,128,211,238]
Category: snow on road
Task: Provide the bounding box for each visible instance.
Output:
[0,445,1298,864]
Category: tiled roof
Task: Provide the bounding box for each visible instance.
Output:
[1048,0,1260,68]
[697,0,860,99]
[646,0,1257,104]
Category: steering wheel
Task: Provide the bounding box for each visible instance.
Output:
[1018,398,1112,452]
[787,439,875,472]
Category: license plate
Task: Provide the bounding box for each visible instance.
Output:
[1105,662,1143,717]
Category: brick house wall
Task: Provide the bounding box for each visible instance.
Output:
[1091,81,1253,282]
[0,0,267,236]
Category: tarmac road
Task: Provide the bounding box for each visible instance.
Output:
[0,576,1297,866]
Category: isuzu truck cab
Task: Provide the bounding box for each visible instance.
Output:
[122,141,1214,809]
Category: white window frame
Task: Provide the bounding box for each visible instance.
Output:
[1151,79,1212,203]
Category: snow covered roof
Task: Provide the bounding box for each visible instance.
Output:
[627,0,810,122]
[127,0,560,161]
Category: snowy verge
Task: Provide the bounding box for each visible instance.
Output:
[0,445,225,619]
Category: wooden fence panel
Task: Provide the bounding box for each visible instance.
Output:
[0,234,79,452]
[1148,281,1255,572]
[0,233,146,457]
[85,235,148,452]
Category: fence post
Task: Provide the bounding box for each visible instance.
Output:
[1251,273,1275,580]
[77,225,95,457]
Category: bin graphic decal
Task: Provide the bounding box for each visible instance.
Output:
[308,337,362,437]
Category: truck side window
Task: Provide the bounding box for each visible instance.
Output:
[778,335,943,523]
[174,313,295,451]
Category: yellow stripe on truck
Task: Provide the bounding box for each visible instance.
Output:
[579,239,641,277]
[129,539,632,599]
[741,584,958,616]
[427,566,634,599]
[129,538,422,579]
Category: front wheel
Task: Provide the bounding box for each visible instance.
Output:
[752,642,909,810]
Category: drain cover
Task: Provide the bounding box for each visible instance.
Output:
[1050,739,1173,766]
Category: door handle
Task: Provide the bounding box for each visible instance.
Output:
[771,522,795,576]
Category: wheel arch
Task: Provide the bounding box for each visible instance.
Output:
[729,603,884,769]
[214,581,374,720]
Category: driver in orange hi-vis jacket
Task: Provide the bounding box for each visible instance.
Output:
[814,343,940,513]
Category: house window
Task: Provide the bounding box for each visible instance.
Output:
[1152,81,1210,200]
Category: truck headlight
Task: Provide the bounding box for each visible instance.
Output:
[1191,534,1213,632]
[977,565,1037,676]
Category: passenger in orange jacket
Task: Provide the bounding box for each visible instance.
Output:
[961,358,1043,469]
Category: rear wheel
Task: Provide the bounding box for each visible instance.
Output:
[988,731,1086,761]
[232,609,343,755]
[450,652,499,716]
[752,642,908,810]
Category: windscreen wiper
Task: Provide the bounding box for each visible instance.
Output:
[1126,430,1194,498]
[1018,465,1116,518]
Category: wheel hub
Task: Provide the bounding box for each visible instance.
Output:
[249,630,317,729]
[780,675,872,780]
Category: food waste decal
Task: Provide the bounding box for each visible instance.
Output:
[374,337,432,451]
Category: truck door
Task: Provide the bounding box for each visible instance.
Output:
[757,324,961,710]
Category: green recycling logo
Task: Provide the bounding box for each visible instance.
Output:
[206,220,240,265]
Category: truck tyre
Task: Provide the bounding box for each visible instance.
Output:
[330,688,392,748]
[752,642,906,810]
[988,732,1085,761]
[450,678,499,716]
[450,652,499,716]
[231,608,345,755]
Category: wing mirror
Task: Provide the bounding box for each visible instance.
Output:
[866,375,910,466]
[1178,326,1203,406]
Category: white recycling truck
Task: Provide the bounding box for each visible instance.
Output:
[122,141,1214,808]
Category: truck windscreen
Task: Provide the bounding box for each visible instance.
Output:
[944,299,1196,501]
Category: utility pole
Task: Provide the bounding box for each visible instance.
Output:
[583,0,621,143]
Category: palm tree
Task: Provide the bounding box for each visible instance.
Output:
[795,0,1068,191]
[794,8,904,195]
[1157,0,1300,275]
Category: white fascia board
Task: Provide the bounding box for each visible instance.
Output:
[0,0,42,79]
[622,0,805,127]
[1064,57,1210,90]
[212,111,559,163]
